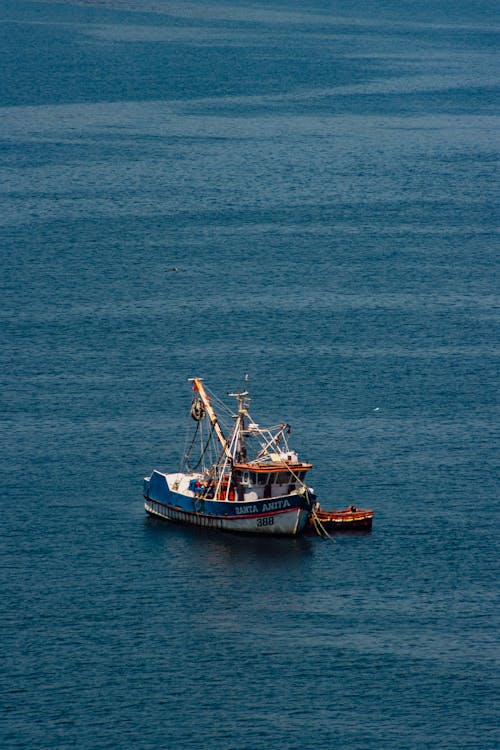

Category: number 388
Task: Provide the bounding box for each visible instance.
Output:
[257,516,274,527]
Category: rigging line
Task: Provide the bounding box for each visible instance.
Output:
[204,386,235,420]
[241,417,308,492]
[309,498,335,541]
[203,388,234,446]
[255,429,283,460]
[179,409,196,473]
[184,419,201,470]
[202,382,307,492]
[191,423,216,471]
[258,423,290,433]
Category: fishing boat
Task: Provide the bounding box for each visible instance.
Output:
[144,377,316,536]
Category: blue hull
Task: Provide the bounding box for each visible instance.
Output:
[144,471,314,536]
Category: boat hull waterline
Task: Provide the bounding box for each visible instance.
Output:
[144,471,313,536]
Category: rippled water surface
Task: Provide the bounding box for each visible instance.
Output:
[1,1,499,748]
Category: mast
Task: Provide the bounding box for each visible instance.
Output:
[228,378,249,462]
[189,377,232,461]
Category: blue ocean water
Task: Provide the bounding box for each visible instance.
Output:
[1,1,499,748]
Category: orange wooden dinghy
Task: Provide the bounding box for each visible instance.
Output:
[308,505,373,532]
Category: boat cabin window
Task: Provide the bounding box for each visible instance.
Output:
[241,470,272,485]
[276,471,291,485]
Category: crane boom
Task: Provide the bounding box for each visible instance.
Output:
[189,377,232,461]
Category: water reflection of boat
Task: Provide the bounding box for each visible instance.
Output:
[144,377,316,536]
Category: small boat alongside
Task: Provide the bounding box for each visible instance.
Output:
[144,377,317,536]
[308,504,374,533]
